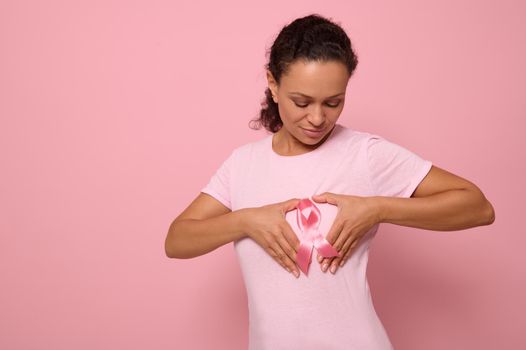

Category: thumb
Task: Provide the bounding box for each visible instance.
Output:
[312,192,337,205]
[282,198,301,212]
[311,192,328,203]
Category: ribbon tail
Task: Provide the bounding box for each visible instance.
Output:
[313,238,340,258]
[296,241,314,275]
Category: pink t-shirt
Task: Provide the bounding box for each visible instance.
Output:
[201,123,432,350]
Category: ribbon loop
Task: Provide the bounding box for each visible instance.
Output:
[295,198,340,275]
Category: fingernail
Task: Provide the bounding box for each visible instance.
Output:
[330,265,336,274]
[286,267,291,273]
[294,270,299,278]
[339,260,345,267]
[322,263,328,272]
[317,255,322,263]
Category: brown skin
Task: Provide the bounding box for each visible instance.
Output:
[239,199,302,276]
[165,60,350,277]
[268,59,495,275]
[165,59,495,279]
[268,59,350,156]
[313,167,495,274]
[165,196,304,277]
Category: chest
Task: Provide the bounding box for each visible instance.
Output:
[231,154,373,211]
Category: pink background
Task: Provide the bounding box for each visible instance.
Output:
[1,1,524,349]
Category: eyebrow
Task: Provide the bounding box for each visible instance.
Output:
[288,92,345,98]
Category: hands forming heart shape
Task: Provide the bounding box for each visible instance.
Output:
[285,192,381,276]
[285,198,340,275]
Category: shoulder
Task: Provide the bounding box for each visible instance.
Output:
[332,123,382,150]
[337,125,412,153]
[214,134,270,170]
[331,125,417,163]
[229,133,272,158]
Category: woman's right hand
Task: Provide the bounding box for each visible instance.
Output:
[240,198,302,278]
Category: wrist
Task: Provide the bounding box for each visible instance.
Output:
[234,208,252,238]
[368,196,385,224]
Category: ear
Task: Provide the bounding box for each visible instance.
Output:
[266,70,278,97]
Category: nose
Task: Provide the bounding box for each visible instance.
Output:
[307,105,326,127]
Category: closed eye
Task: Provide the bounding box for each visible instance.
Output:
[294,102,340,108]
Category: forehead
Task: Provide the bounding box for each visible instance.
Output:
[281,60,349,97]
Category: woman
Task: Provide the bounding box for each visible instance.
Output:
[165,14,495,350]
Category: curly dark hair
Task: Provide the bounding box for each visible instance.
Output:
[248,14,359,133]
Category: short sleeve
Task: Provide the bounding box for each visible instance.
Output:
[366,135,432,198]
[200,149,235,210]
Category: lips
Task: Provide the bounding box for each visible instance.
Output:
[302,127,326,138]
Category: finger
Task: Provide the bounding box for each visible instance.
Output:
[338,238,359,268]
[271,237,300,277]
[316,223,342,262]
[341,229,358,253]
[311,192,338,205]
[267,246,287,269]
[319,257,330,271]
[276,229,299,267]
[337,234,355,261]
[329,235,354,273]
[330,226,351,255]
[267,243,292,273]
[317,212,345,268]
[323,219,344,253]
[281,198,301,213]
[281,221,301,255]
[326,238,351,274]
[320,256,335,272]
[329,257,341,274]
[340,239,360,267]
[320,230,349,272]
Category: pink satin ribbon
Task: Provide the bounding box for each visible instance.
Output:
[295,198,340,275]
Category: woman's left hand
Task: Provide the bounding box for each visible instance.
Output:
[311,192,381,274]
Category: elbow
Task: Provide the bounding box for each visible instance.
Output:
[483,200,496,226]
[475,195,495,226]
[467,187,495,227]
[166,243,193,260]
[165,223,180,259]
[164,221,192,259]
[165,244,174,259]
[165,238,185,259]
[165,237,176,258]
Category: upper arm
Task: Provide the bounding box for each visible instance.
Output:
[173,192,232,223]
[411,165,481,198]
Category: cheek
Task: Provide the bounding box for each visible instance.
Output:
[278,103,306,122]
[285,200,339,241]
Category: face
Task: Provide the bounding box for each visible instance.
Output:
[267,59,350,150]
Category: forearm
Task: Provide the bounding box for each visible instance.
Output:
[165,209,249,259]
[373,188,495,231]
